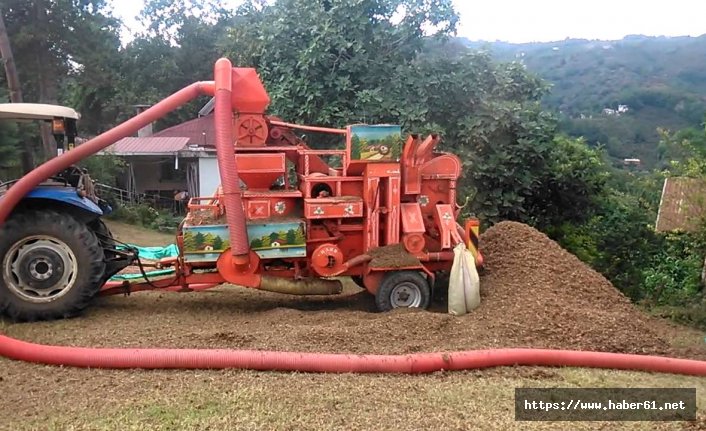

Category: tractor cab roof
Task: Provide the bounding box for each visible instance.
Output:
[0,103,80,121]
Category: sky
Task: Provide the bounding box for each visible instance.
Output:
[109,0,706,44]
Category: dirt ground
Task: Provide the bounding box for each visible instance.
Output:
[1,221,705,430]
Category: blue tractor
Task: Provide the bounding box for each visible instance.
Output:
[0,104,133,321]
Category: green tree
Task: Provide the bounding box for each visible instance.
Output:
[212,236,224,250]
[223,0,458,129]
[194,232,206,248]
[112,0,233,129]
[203,232,216,246]
[658,125,706,176]
[351,135,361,159]
[294,227,306,245]
[553,189,660,300]
[78,154,126,187]
[0,119,21,179]
[250,237,263,249]
[286,229,296,245]
[2,0,122,158]
[375,45,606,227]
[0,10,33,173]
[524,135,609,229]
[183,232,197,251]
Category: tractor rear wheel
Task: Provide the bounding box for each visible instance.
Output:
[0,210,106,321]
[375,271,431,312]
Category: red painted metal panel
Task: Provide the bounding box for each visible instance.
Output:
[385,175,401,245]
[304,198,363,219]
[364,176,380,251]
[420,153,461,179]
[434,204,458,250]
[231,68,270,113]
[247,200,271,219]
[400,203,425,233]
[235,153,285,190]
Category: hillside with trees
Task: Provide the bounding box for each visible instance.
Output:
[463,35,706,167]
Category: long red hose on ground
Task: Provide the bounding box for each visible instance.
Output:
[1,61,706,376]
[1,334,706,374]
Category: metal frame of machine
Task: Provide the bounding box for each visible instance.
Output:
[99,59,483,305]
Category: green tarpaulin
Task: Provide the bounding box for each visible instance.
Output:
[116,243,179,260]
[108,243,179,281]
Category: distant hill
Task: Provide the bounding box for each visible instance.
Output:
[461,35,706,167]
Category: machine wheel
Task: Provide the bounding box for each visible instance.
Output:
[0,210,106,321]
[375,271,431,312]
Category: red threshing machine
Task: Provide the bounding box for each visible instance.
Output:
[0,58,482,321]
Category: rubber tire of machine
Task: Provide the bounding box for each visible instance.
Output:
[0,211,106,322]
[375,271,431,312]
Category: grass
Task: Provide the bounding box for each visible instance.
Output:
[6,367,704,431]
[104,219,175,247]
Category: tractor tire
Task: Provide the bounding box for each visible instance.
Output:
[0,210,106,322]
[89,218,115,289]
[89,218,112,239]
[375,270,431,312]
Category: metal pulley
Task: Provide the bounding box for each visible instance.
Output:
[311,243,344,277]
[234,114,268,147]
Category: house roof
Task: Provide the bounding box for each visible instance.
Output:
[106,137,190,155]
[655,177,706,233]
[152,115,215,147]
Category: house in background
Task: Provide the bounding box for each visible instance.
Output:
[655,176,706,284]
[655,177,706,233]
[102,112,222,204]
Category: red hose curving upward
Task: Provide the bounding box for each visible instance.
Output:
[1,334,706,374]
[213,58,250,261]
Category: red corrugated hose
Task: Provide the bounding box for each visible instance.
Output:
[0,335,705,374]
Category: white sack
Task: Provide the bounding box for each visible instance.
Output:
[448,243,481,315]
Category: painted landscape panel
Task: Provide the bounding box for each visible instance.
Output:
[350,124,403,161]
[183,221,307,262]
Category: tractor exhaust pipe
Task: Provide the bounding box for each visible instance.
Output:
[259,276,342,295]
